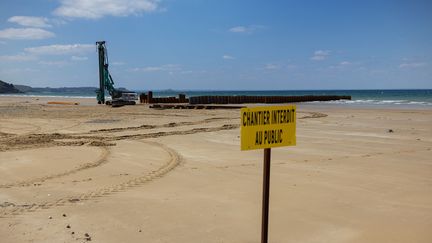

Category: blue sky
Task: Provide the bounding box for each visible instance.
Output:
[0,0,431,90]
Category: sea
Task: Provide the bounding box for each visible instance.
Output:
[2,89,432,109]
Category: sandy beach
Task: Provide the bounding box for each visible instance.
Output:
[0,96,431,243]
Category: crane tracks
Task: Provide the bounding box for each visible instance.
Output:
[0,141,181,217]
[88,117,236,133]
[0,111,329,218]
[0,123,239,152]
[0,112,324,152]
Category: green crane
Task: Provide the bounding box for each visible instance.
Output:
[95,41,122,104]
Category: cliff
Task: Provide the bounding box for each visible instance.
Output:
[0,80,23,94]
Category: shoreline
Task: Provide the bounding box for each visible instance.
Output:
[1,94,431,110]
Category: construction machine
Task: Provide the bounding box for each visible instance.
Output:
[95,41,137,106]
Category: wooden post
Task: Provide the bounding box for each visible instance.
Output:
[261,148,271,243]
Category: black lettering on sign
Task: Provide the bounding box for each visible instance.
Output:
[242,110,274,127]
[255,131,262,145]
[270,109,296,125]
[262,129,283,144]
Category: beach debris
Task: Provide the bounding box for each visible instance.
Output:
[62,213,67,217]
[0,202,16,208]
[88,141,116,147]
[71,231,75,235]
[47,101,79,105]
[86,119,120,124]
[388,129,394,133]
[84,233,92,241]
[66,224,71,229]
[48,216,52,219]
[68,198,80,203]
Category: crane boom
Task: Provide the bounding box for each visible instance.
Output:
[95,41,122,104]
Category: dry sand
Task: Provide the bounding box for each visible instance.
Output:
[0,96,431,243]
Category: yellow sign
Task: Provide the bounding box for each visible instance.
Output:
[241,105,296,150]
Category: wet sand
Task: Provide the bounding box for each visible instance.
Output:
[0,96,431,242]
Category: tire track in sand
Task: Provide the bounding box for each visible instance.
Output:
[0,147,110,189]
[87,117,236,134]
[0,141,181,217]
[298,111,328,119]
[0,124,239,152]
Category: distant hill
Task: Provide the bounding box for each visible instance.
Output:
[30,86,98,93]
[14,84,33,93]
[1,79,132,96]
[0,80,23,94]
[26,86,131,94]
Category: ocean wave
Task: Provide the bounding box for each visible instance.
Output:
[313,99,432,106]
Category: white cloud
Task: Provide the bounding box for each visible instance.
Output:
[311,56,325,61]
[314,50,330,56]
[223,55,235,60]
[8,16,52,28]
[130,64,181,72]
[0,67,39,74]
[325,61,353,70]
[0,53,37,62]
[49,18,68,26]
[111,61,126,66]
[0,28,55,40]
[339,61,351,65]
[229,25,263,34]
[25,44,94,55]
[38,60,68,66]
[399,62,427,69]
[132,66,161,72]
[229,26,247,33]
[71,56,88,61]
[53,0,161,19]
[264,63,280,70]
[310,50,330,61]
[180,70,206,75]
